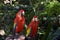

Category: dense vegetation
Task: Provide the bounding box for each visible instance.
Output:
[0,0,60,40]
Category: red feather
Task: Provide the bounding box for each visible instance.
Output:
[14,10,25,33]
[27,16,39,37]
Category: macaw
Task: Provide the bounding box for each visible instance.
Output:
[26,16,39,37]
[13,9,25,33]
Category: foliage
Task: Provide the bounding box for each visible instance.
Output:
[0,0,60,40]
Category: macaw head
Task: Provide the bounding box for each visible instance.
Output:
[32,16,38,22]
[18,9,25,16]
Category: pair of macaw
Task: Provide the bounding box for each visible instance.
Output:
[13,9,39,37]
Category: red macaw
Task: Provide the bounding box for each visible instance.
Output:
[13,9,25,33]
[26,16,39,37]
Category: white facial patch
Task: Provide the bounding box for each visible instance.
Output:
[22,11,25,15]
[32,18,38,21]
[34,18,38,21]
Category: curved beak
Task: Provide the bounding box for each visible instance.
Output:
[21,12,25,16]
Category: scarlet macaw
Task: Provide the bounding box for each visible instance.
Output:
[13,9,25,33]
[26,16,39,37]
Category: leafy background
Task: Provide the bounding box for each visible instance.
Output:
[0,0,60,40]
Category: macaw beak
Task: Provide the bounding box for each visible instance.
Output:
[21,12,25,16]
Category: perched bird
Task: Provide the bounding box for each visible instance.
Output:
[13,9,25,33]
[26,16,39,37]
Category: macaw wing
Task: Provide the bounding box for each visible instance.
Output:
[26,27,32,37]
[13,22,18,33]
